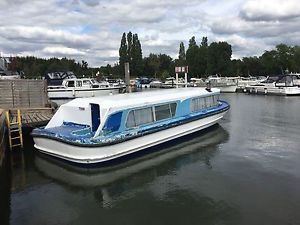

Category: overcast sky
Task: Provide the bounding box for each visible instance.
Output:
[1,0,300,67]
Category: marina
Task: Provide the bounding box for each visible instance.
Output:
[1,93,300,225]
[2,0,300,223]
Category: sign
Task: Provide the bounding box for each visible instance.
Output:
[175,66,188,73]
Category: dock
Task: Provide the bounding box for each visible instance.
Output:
[0,79,54,150]
[8,108,53,128]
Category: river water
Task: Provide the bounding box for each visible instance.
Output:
[1,93,300,225]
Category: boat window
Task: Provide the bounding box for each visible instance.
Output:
[213,95,219,105]
[126,111,136,128]
[170,103,177,116]
[191,97,206,112]
[126,107,154,128]
[155,103,177,121]
[67,80,75,87]
[191,95,219,112]
[103,112,122,132]
[83,80,91,86]
[76,81,82,87]
[205,96,214,108]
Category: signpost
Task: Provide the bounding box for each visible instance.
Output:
[175,66,188,88]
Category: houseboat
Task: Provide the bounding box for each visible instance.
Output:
[32,88,230,165]
[47,78,123,101]
[245,74,300,95]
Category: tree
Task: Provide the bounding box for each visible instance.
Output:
[127,32,133,63]
[241,57,263,76]
[178,41,186,66]
[260,50,280,75]
[131,33,143,77]
[119,31,143,77]
[198,36,208,76]
[207,42,232,76]
[275,44,293,73]
[292,46,300,72]
[186,36,199,77]
[119,32,128,76]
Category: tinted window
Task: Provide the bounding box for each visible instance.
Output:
[155,104,171,121]
[155,103,177,121]
[68,81,75,87]
[104,112,122,132]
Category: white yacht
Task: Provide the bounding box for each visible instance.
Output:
[32,88,229,165]
[245,75,300,95]
[47,78,123,101]
[236,76,267,92]
[207,75,237,93]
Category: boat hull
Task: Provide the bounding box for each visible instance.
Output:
[33,111,227,164]
[245,85,300,95]
[217,85,237,93]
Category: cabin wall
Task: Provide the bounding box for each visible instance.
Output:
[0,79,48,108]
[46,105,92,128]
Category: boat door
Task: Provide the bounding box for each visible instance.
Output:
[90,103,100,132]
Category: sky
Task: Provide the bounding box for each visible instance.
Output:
[1,0,300,67]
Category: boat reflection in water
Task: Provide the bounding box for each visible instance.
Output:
[34,125,238,225]
[34,125,229,188]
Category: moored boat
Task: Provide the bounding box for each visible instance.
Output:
[245,74,300,95]
[207,75,237,93]
[32,88,230,165]
[47,78,123,101]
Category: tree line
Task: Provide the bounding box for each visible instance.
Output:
[6,32,300,80]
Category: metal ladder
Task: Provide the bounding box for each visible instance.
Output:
[5,109,23,150]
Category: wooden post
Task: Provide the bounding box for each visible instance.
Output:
[124,62,130,93]
[176,73,179,88]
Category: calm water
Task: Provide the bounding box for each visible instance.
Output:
[1,93,300,225]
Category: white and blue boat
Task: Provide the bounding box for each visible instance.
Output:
[32,88,229,164]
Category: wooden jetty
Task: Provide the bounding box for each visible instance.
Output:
[8,108,53,128]
[0,79,54,150]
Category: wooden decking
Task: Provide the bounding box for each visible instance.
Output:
[9,108,54,128]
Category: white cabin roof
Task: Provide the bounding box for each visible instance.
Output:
[46,87,220,134]
[64,87,220,111]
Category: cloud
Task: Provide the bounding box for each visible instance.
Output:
[0,26,92,48]
[0,0,299,66]
[42,46,86,56]
[240,0,300,21]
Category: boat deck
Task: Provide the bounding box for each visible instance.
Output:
[45,123,94,140]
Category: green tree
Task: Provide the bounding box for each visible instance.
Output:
[275,44,293,73]
[207,42,232,76]
[260,50,280,75]
[131,33,143,77]
[198,37,208,76]
[186,36,199,77]
[119,32,128,76]
[178,41,186,66]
